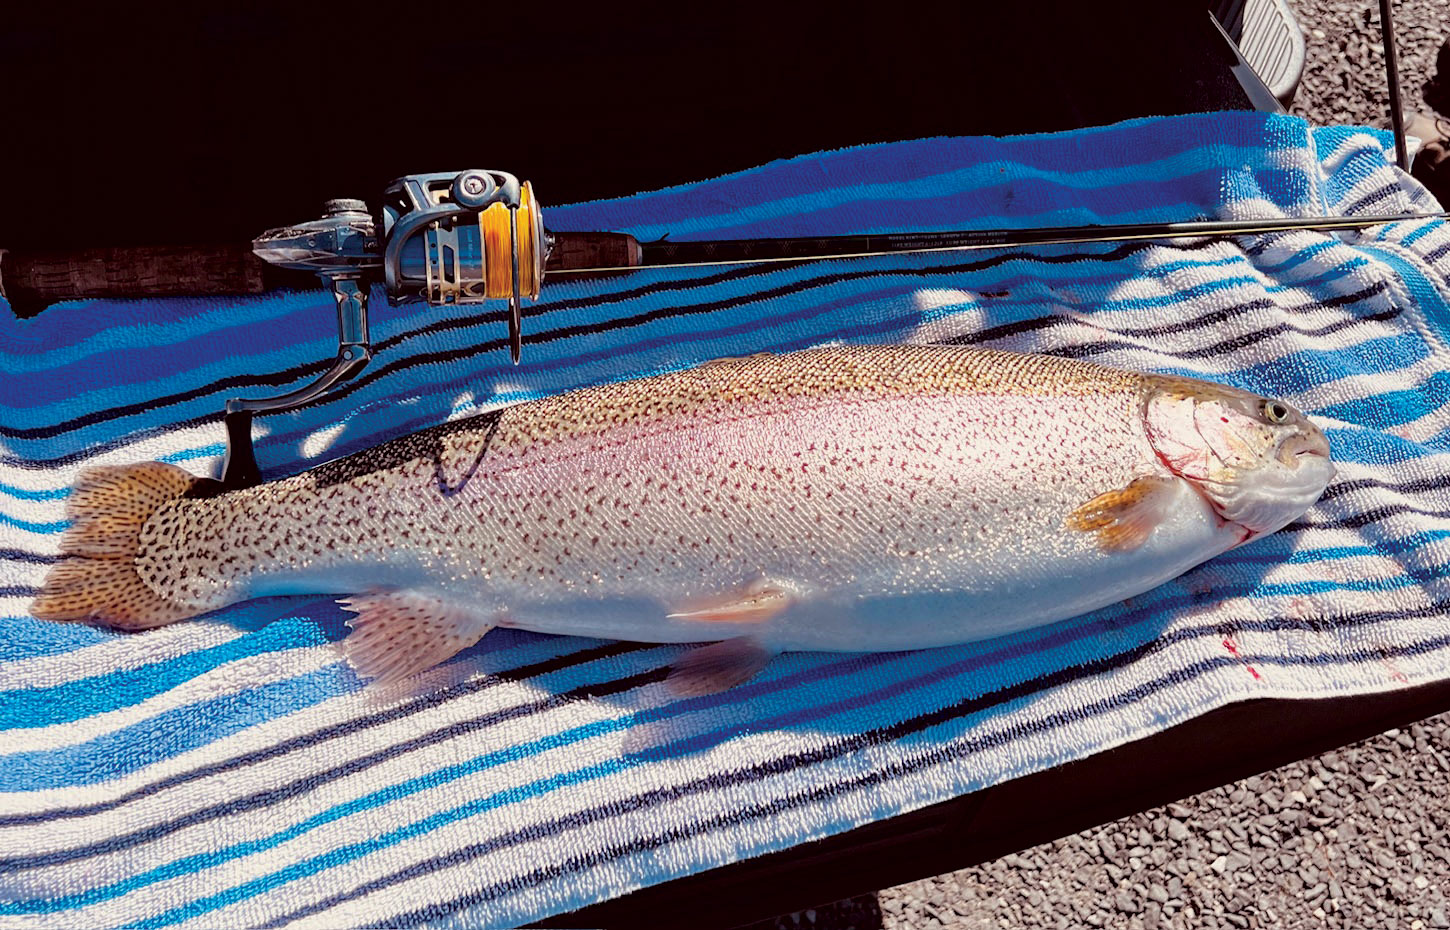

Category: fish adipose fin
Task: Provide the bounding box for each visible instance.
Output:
[667,637,776,696]
[1065,475,1179,552]
[339,590,493,684]
[30,463,202,630]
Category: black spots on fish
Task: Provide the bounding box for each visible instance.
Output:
[309,407,507,494]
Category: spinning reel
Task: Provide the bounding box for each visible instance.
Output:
[228,170,549,489]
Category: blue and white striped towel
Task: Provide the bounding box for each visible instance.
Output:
[2,111,1449,930]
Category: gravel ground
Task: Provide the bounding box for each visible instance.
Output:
[1290,0,1447,129]
[736,4,1450,929]
[871,720,1450,930]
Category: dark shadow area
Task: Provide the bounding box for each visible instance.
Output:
[731,893,885,930]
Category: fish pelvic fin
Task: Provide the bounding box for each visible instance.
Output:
[339,589,493,685]
[1065,474,1179,552]
[666,637,776,696]
[29,462,204,630]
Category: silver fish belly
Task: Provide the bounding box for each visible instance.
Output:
[32,345,1334,690]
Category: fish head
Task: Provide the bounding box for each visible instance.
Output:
[1143,377,1334,539]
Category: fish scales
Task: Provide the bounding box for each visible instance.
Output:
[136,346,1143,611]
[37,345,1334,686]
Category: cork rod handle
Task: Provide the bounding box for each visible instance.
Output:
[0,244,272,317]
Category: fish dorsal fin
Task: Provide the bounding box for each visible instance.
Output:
[339,589,492,684]
[696,351,776,369]
[667,637,775,696]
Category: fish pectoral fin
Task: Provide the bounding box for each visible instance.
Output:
[339,589,492,685]
[667,637,776,696]
[667,580,793,624]
[1065,475,1179,552]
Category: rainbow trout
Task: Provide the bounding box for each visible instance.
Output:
[31,346,1333,692]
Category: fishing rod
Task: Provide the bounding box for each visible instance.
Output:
[6,178,1444,357]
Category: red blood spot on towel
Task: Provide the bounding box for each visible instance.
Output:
[1222,636,1262,681]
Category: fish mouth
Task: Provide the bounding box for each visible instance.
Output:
[1277,430,1332,470]
[1297,448,1336,483]
[1280,439,1336,484]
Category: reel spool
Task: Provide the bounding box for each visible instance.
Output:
[381,170,549,362]
[479,181,545,300]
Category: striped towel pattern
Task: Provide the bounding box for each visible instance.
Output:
[2,111,1449,929]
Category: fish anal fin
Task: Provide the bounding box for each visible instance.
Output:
[339,589,492,684]
[1065,475,1178,552]
[667,637,775,696]
[667,580,793,624]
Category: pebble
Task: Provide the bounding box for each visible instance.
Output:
[1291,0,1445,131]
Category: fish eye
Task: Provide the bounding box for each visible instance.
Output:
[1262,400,1291,423]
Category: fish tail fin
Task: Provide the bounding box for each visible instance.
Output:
[30,462,204,630]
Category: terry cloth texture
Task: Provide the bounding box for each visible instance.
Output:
[3,111,1450,930]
